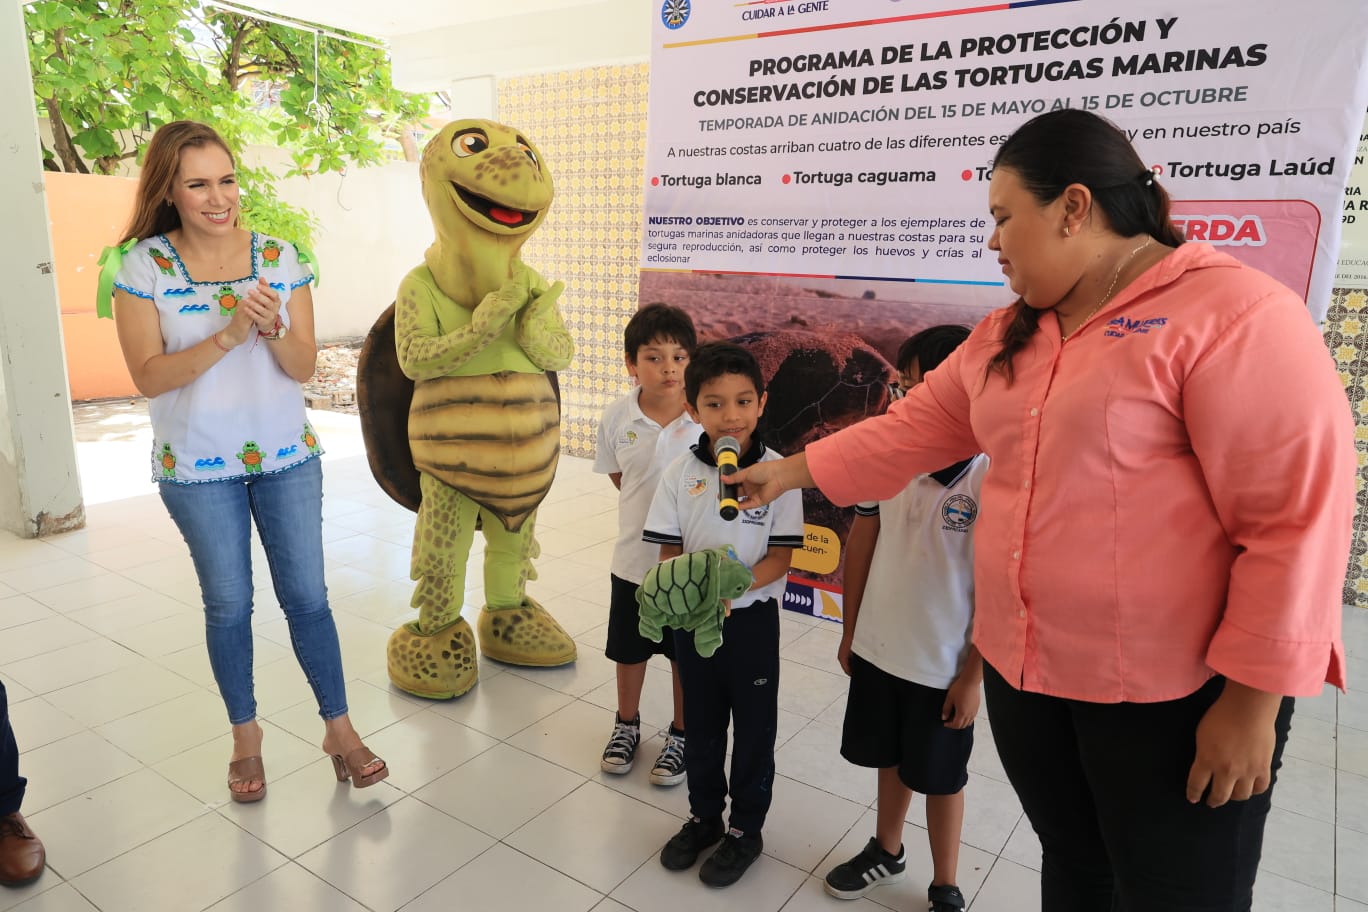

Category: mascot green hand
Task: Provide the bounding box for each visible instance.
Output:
[383,119,577,700]
[637,546,754,659]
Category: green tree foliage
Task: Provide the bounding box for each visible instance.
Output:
[26,0,431,245]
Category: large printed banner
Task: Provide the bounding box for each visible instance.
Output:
[638,0,1368,617]
[1340,113,1368,289]
[644,0,1368,313]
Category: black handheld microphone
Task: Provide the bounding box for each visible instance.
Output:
[715,435,741,521]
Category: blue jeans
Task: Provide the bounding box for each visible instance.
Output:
[160,457,348,725]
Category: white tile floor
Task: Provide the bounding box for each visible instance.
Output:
[2,410,1366,911]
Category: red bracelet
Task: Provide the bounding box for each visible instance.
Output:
[259,317,286,341]
[211,332,231,353]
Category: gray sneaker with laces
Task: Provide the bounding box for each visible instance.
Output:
[650,726,686,786]
[600,713,640,774]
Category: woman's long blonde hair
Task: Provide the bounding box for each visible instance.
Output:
[119,121,236,244]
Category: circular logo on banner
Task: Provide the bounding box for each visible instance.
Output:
[662,0,691,29]
[942,494,978,531]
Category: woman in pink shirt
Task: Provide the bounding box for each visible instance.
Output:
[734,109,1352,911]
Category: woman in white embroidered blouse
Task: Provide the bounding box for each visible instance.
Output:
[108,121,387,802]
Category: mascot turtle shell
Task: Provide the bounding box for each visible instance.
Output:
[357,305,560,513]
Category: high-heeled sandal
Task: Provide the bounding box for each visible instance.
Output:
[329,747,388,788]
[227,756,266,803]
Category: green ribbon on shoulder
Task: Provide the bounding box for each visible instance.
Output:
[95,237,138,319]
[294,241,320,287]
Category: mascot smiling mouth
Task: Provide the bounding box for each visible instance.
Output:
[453,183,538,228]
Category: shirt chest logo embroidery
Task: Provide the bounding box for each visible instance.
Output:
[741,502,770,524]
[942,494,978,532]
[617,430,638,448]
[684,473,709,496]
[1104,316,1169,338]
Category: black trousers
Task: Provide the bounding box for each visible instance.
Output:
[0,679,24,816]
[983,663,1294,912]
[672,599,780,835]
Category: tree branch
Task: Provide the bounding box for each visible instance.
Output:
[95,149,139,175]
[45,96,89,174]
[223,18,250,90]
[264,32,304,74]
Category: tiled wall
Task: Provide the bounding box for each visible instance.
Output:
[1323,288,1368,607]
[500,65,1368,609]
[498,64,650,461]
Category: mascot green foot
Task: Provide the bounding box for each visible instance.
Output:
[477,598,577,666]
[387,617,479,699]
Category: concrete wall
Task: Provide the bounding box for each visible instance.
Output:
[246,147,433,340]
[391,0,648,92]
[47,171,140,401]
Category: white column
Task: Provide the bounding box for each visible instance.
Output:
[0,0,85,536]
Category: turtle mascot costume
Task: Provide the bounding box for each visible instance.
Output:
[358,119,577,699]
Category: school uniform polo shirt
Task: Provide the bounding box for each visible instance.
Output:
[643,433,805,609]
[594,389,700,584]
[852,455,988,690]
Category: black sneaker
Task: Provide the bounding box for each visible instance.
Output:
[649,727,686,786]
[699,829,764,887]
[928,883,966,912]
[660,816,725,870]
[600,713,640,774]
[824,837,907,899]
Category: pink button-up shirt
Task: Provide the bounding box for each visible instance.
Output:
[807,243,1352,701]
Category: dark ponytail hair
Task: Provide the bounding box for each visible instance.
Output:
[896,324,971,375]
[987,109,1185,382]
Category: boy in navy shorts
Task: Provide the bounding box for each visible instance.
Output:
[594,304,698,783]
[643,342,804,887]
[825,325,986,912]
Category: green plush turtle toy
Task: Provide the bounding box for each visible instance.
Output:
[637,546,754,658]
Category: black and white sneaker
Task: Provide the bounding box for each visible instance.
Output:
[823,837,907,899]
[650,727,686,786]
[600,713,640,774]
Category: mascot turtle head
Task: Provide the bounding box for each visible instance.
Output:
[421,119,553,242]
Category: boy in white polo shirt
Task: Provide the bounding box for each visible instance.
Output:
[595,304,699,784]
[643,341,804,888]
[824,325,985,912]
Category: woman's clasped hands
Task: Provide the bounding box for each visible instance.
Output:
[218,277,282,348]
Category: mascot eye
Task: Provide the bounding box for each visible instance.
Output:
[517,140,538,167]
[452,130,489,157]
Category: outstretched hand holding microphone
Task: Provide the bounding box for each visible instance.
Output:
[728,450,814,512]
